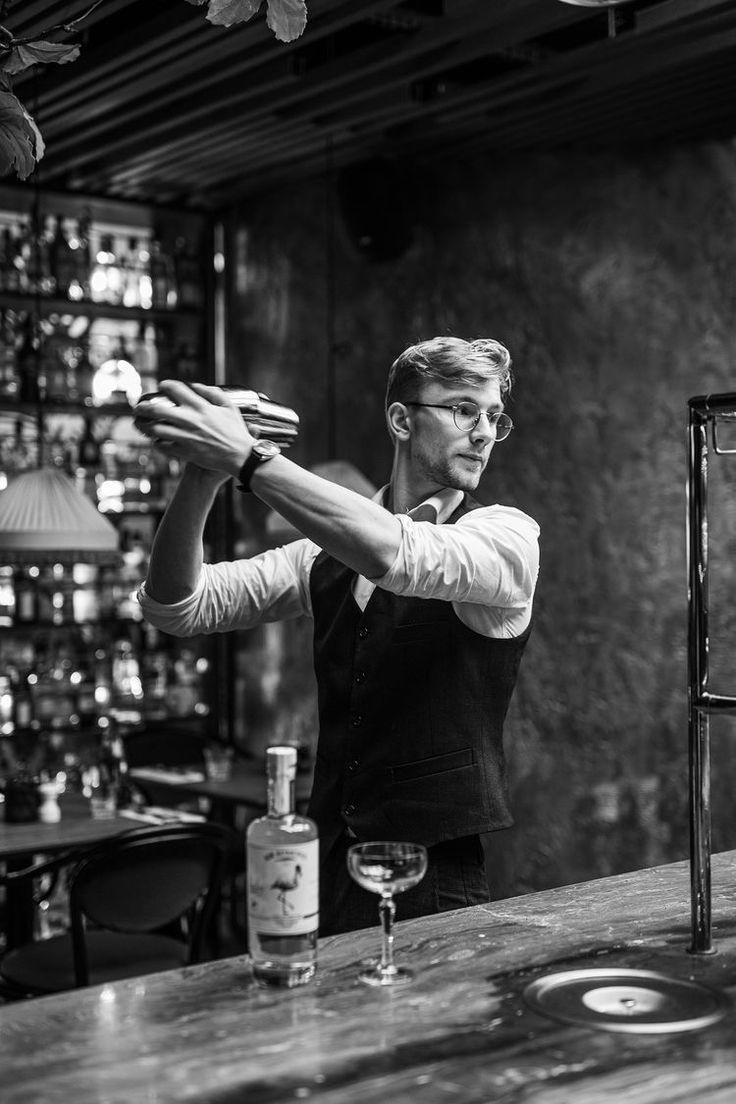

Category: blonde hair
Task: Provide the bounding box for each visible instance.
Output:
[386,336,512,410]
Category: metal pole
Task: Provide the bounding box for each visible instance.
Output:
[687,406,712,952]
[688,708,712,953]
[686,394,736,952]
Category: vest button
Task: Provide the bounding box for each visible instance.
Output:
[358,626,369,639]
[343,803,356,817]
[351,715,363,727]
[347,759,360,773]
[355,671,366,684]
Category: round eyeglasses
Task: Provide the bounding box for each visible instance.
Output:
[406,401,514,440]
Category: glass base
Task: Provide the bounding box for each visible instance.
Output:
[359,965,415,987]
[252,961,316,988]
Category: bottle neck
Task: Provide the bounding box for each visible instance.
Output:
[267,771,295,818]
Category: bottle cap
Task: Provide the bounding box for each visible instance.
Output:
[266,745,297,775]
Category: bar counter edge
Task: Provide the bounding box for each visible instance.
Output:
[2,850,736,1104]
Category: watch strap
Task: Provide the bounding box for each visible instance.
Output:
[236,443,280,493]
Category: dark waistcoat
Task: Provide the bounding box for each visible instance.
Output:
[307,496,531,853]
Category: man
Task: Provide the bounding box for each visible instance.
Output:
[135,335,539,935]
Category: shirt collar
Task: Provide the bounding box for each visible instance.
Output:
[374,485,464,524]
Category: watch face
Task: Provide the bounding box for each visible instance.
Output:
[254,440,280,459]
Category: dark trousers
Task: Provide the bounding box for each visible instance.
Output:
[319,833,490,937]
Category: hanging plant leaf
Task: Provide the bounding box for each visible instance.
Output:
[266,0,307,42]
[0,39,81,77]
[198,0,308,40]
[204,0,263,27]
[0,89,44,179]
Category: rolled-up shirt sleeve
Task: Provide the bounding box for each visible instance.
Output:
[374,505,540,638]
[137,538,319,637]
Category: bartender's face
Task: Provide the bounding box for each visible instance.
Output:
[404,376,504,495]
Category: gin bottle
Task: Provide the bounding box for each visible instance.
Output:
[247,746,318,986]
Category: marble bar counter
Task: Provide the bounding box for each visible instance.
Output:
[3,852,736,1104]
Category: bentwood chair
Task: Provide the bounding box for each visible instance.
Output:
[0,822,237,998]
[122,729,250,935]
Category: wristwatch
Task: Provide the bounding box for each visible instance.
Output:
[236,440,281,493]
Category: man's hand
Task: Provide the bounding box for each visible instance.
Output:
[134,380,254,479]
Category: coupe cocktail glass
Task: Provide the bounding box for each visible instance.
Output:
[347,841,428,986]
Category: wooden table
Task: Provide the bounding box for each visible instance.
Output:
[3,850,736,1103]
[0,810,134,863]
[128,761,313,816]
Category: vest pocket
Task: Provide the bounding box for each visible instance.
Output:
[391,747,474,782]
[390,619,449,645]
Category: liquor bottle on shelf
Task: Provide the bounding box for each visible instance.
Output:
[0,673,13,735]
[110,636,143,722]
[0,309,20,398]
[90,233,123,305]
[140,625,169,722]
[0,227,9,292]
[12,221,30,293]
[173,341,199,382]
[28,214,55,297]
[164,645,204,718]
[12,669,33,734]
[2,227,20,292]
[43,216,56,295]
[43,339,69,403]
[93,646,112,712]
[60,342,81,404]
[51,213,78,299]
[97,720,132,807]
[76,418,101,503]
[136,321,159,394]
[83,720,127,812]
[75,668,98,726]
[69,213,91,302]
[174,235,202,309]
[149,235,175,309]
[17,312,45,403]
[74,336,95,406]
[246,745,319,987]
[14,566,38,623]
[120,236,139,308]
[0,565,14,626]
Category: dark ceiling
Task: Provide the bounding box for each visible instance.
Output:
[7,0,736,210]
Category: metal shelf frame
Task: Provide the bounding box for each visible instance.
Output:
[687,391,736,953]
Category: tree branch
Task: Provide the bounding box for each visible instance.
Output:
[0,0,106,48]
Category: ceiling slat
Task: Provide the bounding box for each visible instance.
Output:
[2,0,733,206]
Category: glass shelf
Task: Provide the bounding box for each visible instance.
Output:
[0,292,199,323]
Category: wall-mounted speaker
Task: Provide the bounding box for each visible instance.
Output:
[336,157,414,263]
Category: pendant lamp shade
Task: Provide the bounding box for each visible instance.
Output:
[0,468,120,563]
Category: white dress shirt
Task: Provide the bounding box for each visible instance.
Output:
[138,486,540,640]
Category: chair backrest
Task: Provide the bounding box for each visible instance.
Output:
[68,822,235,986]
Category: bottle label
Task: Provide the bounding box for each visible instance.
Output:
[247,839,318,936]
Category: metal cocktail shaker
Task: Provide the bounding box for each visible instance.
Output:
[136,385,300,448]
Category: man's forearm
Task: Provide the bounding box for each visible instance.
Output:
[249,455,402,579]
[145,465,227,604]
[134,380,402,580]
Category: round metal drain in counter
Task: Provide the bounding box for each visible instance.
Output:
[523,968,728,1034]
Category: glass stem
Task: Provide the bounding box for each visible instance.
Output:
[378,894,396,974]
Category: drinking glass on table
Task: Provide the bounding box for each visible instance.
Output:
[346,841,428,986]
[83,765,118,820]
[203,744,233,782]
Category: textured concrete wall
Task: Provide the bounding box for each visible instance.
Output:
[226,142,736,899]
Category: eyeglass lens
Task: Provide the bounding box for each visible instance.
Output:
[453,403,513,440]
